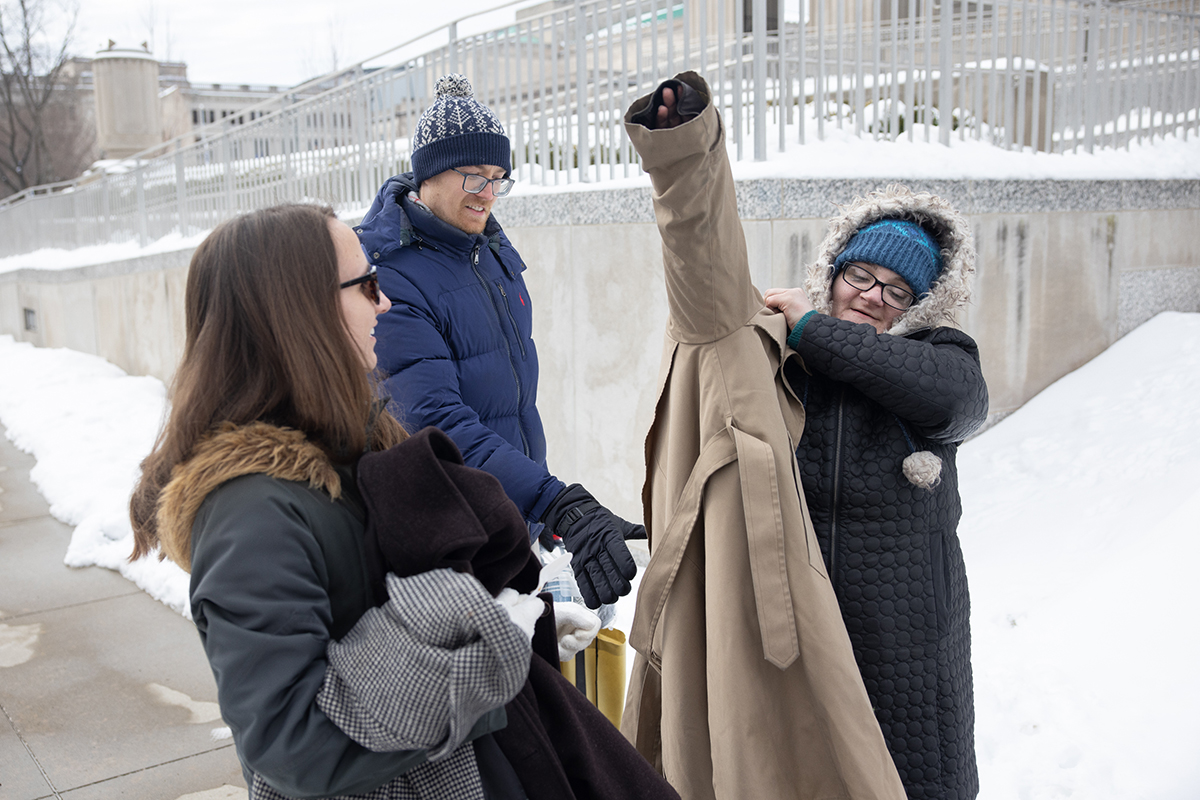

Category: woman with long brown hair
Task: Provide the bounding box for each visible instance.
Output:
[129,204,541,798]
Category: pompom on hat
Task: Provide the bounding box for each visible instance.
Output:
[834,219,944,298]
[411,74,511,185]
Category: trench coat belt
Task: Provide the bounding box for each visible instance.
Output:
[630,422,801,671]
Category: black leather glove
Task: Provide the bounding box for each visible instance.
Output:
[542,484,646,609]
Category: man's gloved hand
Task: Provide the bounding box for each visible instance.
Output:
[542,484,646,609]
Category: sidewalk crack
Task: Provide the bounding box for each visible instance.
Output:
[0,698,62,799]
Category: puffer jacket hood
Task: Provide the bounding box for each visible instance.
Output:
[357,173,507,264]
[357,174,422,264]
[805,184,976,338]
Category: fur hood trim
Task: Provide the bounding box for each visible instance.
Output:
[804,184,976,337]
[157,421,342,572]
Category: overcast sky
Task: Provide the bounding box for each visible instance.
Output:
[71,0,532,87]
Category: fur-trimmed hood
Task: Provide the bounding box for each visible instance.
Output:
[157,421,342,572]
[804,184,975,337]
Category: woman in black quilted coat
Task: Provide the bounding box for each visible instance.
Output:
[765,186,988,800]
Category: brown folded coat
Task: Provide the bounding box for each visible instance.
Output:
[621,72,907,800]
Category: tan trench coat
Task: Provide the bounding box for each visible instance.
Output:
[620,72,907,800]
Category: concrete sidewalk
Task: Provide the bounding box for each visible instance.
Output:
[0,427,245,799]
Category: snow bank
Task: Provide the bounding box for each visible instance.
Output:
[959,311,1200,799]
[0,336,190,615]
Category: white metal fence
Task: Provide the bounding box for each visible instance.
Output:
[1,0,1197,258]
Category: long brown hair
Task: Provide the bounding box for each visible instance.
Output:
[130,203,406,561]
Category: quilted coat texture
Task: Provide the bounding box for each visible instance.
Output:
[789,187,989,798]
[621,72,906,800]
[357,174,565,526]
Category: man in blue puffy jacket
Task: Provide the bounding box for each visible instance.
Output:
[356,74,644,609]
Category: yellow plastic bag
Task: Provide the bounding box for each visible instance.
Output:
[560,628,626,728]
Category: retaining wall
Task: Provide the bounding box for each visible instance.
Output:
[3,178,1197,522]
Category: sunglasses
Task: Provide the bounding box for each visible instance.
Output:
[340,262,381,305]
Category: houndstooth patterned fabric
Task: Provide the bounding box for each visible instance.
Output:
[412,74,506,151]
[318,569,530,757]
[247,569,529,800]
[248,742,484,800]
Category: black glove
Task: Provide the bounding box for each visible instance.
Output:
[542,484,646,609]
[536,524,561,553]
[628,76,708,129]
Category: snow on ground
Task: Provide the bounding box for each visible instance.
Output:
[3,122,1199,274]
[957,311,1200,800]
[0,338,191,612]
[1,311,1198,798]
[0,229,211,274]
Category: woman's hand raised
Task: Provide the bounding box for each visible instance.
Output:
[763,287,816,331]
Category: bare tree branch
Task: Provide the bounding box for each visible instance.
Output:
[0,0,89,198]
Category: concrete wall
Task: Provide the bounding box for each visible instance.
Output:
[0,250,191,383]
[501,179,1200,518]
[3,178,1197,522]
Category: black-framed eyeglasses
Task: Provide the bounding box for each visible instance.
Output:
[841,263,917,310]
[340,262,381,305]
[452,167,515,197]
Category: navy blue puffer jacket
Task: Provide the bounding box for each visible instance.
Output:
[357,174,565,527]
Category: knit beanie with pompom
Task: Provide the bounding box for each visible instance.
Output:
[411,74,511,185]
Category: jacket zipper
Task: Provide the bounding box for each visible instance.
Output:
[829,386,846,584]
[495,281,527,358]
[469,244,530,457]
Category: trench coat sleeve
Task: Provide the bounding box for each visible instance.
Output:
[791,313,989,442]
[624,72,762,345]
[190,479,505,798]
[623,73,909,800]
[376,266,565,526]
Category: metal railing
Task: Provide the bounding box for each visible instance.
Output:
[1,0,1197,258]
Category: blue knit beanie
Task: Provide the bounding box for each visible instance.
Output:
[411,74,511,185]
[833,219,943,297]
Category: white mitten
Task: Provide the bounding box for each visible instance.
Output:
[495,588,544,641]
[554,602,602,662]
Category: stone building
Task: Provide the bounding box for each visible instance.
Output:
[59,43,322,162]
